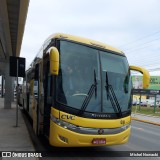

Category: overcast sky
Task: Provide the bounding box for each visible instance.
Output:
[20,0,160,75]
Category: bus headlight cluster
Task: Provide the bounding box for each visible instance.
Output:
[121,123,130,130]
[50,114,76,130]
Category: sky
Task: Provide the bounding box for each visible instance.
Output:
[20,0,160,75]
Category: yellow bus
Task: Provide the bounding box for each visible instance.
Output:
[22,33,150,147]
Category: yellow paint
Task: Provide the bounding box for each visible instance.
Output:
[45,33,124,55]
[51,108,130,128]
[49,108,131,147]
[29,79,34,94]
[50,47,59,75]
[49,120,130,147]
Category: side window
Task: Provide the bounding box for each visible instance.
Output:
[26,69,34,93]
[34,81,38,97]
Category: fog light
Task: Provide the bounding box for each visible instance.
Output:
[59,135,68,143]
[123,135,128,140]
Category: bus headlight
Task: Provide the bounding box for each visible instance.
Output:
[50,114,77,129]
[121,123,130,130]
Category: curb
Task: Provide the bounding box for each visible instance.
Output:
[132,117,160,126]
[132,113,160,118]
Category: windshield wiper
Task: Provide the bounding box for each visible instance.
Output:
[105,72,122,117]
[79,70,97,115]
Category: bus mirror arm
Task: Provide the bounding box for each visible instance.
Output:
[50,47,59,75]
[129,65,150,89]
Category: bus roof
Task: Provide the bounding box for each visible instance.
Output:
[45,33,124,55]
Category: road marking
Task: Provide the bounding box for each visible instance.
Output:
[131,126,144,131]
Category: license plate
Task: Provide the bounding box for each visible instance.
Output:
[92,138,106,145]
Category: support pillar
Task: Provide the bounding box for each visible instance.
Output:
[4,62,12,109]
[1,75,4,98]
[11,77,15,102]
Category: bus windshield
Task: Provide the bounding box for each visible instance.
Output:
[56,40,132,115]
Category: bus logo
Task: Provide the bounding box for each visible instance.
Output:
[61,115,76,120]
[98,129,104,135]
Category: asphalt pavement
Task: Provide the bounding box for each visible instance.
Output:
[38,121,160,160]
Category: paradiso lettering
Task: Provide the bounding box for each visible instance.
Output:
[61,114,76,120]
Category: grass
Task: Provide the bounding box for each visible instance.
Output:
[132,105,160,117]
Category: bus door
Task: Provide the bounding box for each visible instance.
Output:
[32,64,40,135]
[43,57,53,137]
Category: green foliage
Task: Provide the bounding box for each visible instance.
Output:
[132,105,160,117]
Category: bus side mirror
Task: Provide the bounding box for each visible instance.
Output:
[129,65,150,89]
[49,47,59,75]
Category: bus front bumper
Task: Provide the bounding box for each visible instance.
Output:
[49,120,131,147]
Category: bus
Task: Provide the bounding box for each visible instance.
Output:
[22,33,150,147]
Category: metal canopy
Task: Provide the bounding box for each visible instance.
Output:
[0,0,29,75]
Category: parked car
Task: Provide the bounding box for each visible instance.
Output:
[132,100,138,106]
[140,101,148,107]
[150,101,160,107]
